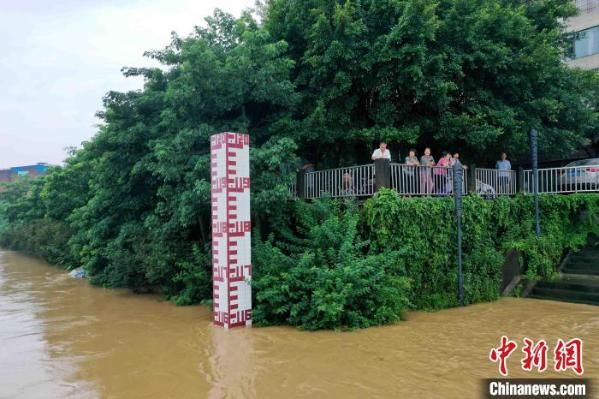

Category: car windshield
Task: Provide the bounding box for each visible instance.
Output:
[566,159,599,167]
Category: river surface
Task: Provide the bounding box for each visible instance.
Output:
[0,249,597,399]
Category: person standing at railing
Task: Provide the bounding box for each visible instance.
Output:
[495,152,512,194]
[451,153,467,170]
[372,141,392,192]
[434,152,452,194]
[449,153,468,194]
[371,141,392,161]
[420,147,435,195]
[404,149,420,195]
[341,172,356,197]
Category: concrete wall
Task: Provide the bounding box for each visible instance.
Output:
[566,52,599,69]
[568,8,599,31]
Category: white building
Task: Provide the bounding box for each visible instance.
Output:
[567,0,599,69]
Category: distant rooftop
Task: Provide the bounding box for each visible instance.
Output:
[0,163,51,182]
[0,162,49,170]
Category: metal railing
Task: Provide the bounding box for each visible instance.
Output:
[523,165,599,194]
[288,181,297,199]
[303,164,375,199]
[575,0,599,13]
[390,164,467,196]
[475,168,517,197]
[289,164,599,200]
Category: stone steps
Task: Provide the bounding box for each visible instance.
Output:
[529,287,599,306]
[526,238,598,306]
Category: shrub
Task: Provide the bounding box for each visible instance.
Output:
[253,200,411,330]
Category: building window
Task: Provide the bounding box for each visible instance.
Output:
[574,25,599,59]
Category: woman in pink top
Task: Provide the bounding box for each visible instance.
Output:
[434,152,452,195]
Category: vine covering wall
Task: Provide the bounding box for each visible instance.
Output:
[252,192,599,329]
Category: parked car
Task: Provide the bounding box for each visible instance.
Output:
[559,158,599,189]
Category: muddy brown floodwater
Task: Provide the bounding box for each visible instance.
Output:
[0,250,597,399]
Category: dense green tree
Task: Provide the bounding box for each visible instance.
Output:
[265,0,597,164]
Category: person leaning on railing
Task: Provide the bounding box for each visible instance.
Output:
[495,152,512,194]
[451,152,467,170]
[341,172,356,197]
[404,149,420,195]
[420,147,435,195]
[434,152,452,194]
[371,141,392,161]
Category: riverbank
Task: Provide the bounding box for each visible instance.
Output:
[1,249,597,399]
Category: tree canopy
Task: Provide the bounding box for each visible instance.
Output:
[265,0,596,164]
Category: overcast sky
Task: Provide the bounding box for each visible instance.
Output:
[0,0,254,169]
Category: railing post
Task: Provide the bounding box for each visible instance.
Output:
[468,164,476,193]
[374,159,391,192]
[529,128,541,238]
[517,167,524,193]
[453,162,465,306]
[296,169,306,199]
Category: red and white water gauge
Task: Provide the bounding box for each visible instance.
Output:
[210,132,252,328]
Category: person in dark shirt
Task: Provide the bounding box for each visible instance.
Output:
[404,149,419,194]
[419,147,435,195]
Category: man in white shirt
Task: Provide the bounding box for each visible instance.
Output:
[371,141,391,161]
[495,152,512,194]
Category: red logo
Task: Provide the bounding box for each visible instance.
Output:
[490,337,584,376]
[489,336,518,376]
[521,337,548,372]
[554,338,584,375]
